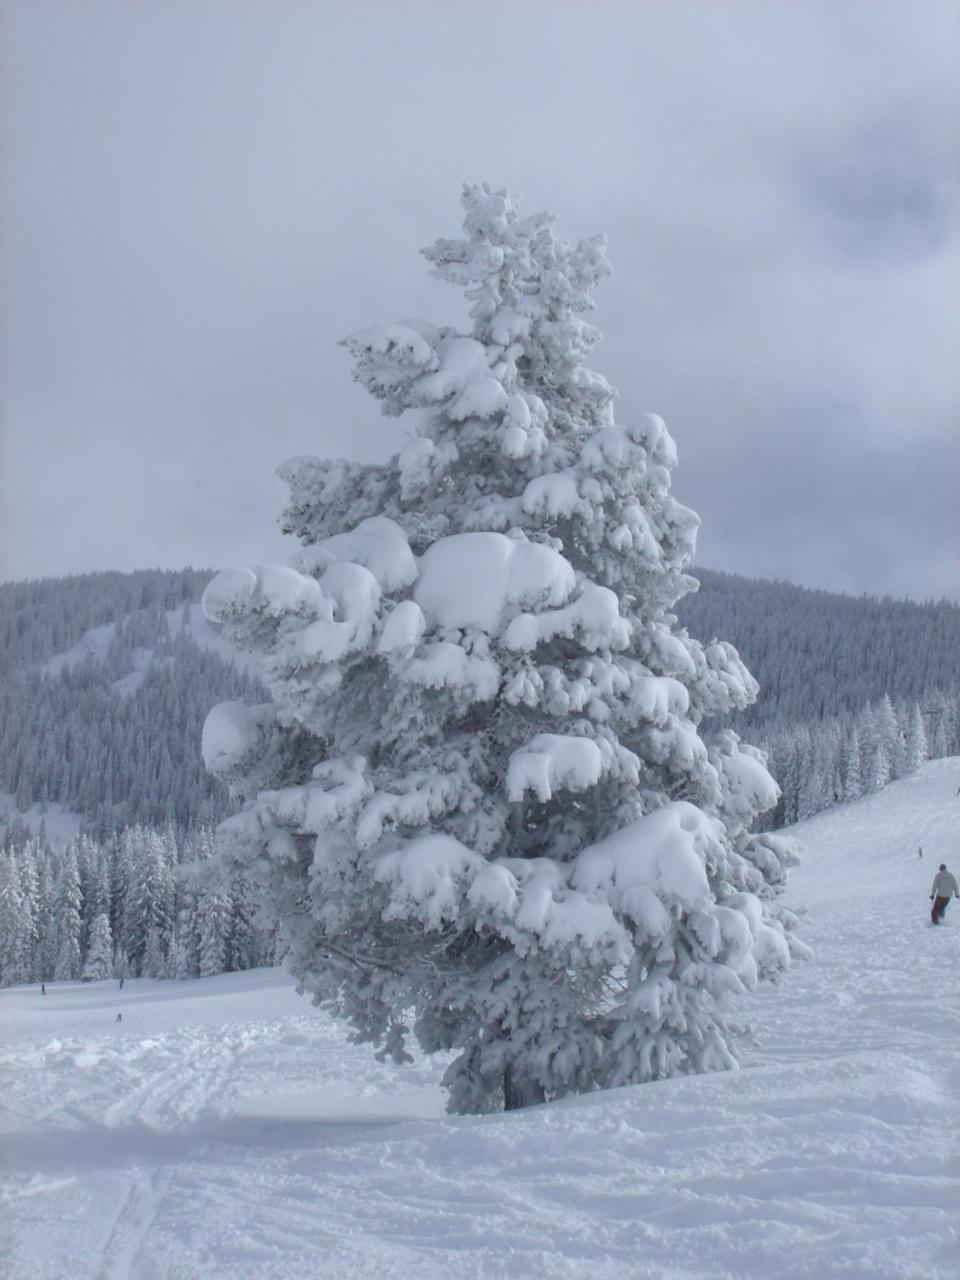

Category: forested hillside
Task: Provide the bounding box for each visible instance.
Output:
[1,567,957,843]
[0,565,957,988]
[678,569,960,728]
[0,569,209,668]
[678,569,960,825]
[0,570,264,837]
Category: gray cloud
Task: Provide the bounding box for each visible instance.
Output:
[2,0,958,600]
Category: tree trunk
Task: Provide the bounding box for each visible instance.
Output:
[502,1064,546,1111]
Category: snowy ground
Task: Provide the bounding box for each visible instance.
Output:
[2,760,958,1279]
[0,793,83,847]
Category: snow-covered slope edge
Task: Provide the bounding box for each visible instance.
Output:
[1,761,957,1280]
[40,604,261,681]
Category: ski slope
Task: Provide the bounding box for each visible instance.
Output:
[0,793,83,847]
[2,760,958,1279]
[39,604,262,682]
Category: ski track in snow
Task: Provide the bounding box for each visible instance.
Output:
[1,760,958,1279]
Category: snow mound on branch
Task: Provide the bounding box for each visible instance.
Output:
[375,833,629,959]
[201,568,258,619]
[627,671,690,723]
[402,642,501,703]
[496,859,627,957]
[289,562,381,666]
[376,833,480,929]
[259,758,371,834]
[343,321,438,370]
[507,735,604,802]
[573,801,717,917]
[522,471,584,519]
[504,582,630,653]
[415,337,508,420]
[377,601,427,655]
[316,517,418,593]
[203,565,323,623]
[202,701,275,774]
[414,533,575,633]
[344,326,509,423]
[715,743,781,819]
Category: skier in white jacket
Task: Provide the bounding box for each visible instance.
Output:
[930,864,959,925]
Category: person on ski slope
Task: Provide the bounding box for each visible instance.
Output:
[930,864,959,924]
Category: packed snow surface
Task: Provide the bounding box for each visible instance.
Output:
[0,794,82,848]
[2,760,958,1279]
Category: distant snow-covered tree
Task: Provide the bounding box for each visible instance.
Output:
[123,828,175,975]
[197,890,231,978]
[842,728,863,802]
[867,743,891,793]
[204,185,805,1112]
[141,925,169,979]
[54,845,82,980]
[903,702,928,775]
[873,695,903,780]
[82,912,113,981]
[0,853,26,987]
[16,845,41,978]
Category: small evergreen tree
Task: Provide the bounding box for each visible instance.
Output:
[141,925,168,979]
[197,890,231,978]
[842,727,863,802]
[903,702,928,774]
[867,743,890,792]
[873,695,903,780]
[82,912,114,981]
[54,845,82,980]
[0,853,26,986]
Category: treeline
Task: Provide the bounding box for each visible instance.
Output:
[758,691,957,828]
[2,692,951,989]
[0,824,274,988]
[679,568,960,730]
[1,567,958,846]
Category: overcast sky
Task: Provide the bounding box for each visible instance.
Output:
[2,0,958,600]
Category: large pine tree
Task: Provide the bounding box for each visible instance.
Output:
[203,185,805,1112]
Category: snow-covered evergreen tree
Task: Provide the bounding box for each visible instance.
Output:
[35,849,58,982]
[867,743,891,792]
[141,925,169,979]
[873,695,903,780]
[54,845,82,980]
[82,912,113,981]
[842,728,863,802]
[122,828,175,975]
[197,890,231,978]
[16,845,40,979]
[0,853,26,987]
[903,702,928,774]
[202,186,805,1110]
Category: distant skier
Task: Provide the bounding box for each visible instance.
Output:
[918,846,923,859]
[119,976,124,990]
[116,1012,123,1023]
[41,982,46,995]
[930,864,959,925]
